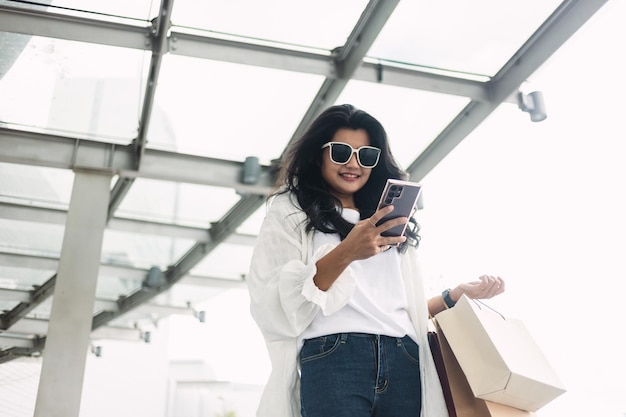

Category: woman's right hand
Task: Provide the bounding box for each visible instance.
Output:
[314,206,407,291]
[342,205,408,261]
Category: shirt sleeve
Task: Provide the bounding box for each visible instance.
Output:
[246,194,355,341]
[301,243,356,316]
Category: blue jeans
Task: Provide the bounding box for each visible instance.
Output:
[299,333,422,417]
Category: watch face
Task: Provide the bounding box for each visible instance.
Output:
[443,289,455,308]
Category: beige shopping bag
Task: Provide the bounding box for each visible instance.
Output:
[429,325,537,417]
[434,295,566,412]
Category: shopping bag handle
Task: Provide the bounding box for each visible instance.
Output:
[471,298,506,320]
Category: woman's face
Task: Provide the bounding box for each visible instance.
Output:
[320,128,373,207]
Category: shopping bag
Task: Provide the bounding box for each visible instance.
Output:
[434,295,566,411]
[428,331,457,417]
[429,325,537,417]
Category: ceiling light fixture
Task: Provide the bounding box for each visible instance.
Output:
[242,156,261,184]
[517,91,547,122]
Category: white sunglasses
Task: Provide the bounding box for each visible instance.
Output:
[321,142,381,168]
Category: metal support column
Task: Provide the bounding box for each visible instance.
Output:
[34,171,111,417]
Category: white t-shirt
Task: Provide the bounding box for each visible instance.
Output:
[298,208,418,347]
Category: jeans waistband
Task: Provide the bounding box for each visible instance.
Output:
[335,332,410,343]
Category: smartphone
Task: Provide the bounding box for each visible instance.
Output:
[375,179,422,237]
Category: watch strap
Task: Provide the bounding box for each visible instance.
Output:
[442,288,456,308]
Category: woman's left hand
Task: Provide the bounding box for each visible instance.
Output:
[429,275,505,317]
[456,275,505,300]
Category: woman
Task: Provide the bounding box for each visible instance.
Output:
[247,104,504,417]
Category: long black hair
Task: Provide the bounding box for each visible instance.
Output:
[273,104,420,251]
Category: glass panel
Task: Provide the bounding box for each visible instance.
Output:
[0,163,74,207]
[0,359,40,415]
[191,243,254,280]
[0,219,64,256]
[337,80,470,170]
[102,230,196,270]
[148,55,323,164]
[172,0,368,50]
[116,178,242,227]
[95,272,142,300]
[29,298,53,319]
[236,205,266,236]
[369,0,563,76]
[0,0,158,22]
[0,300,19,312]
[0,266,53,291]
[0,33,147,142]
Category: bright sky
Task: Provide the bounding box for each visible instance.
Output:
[167,2,626,416]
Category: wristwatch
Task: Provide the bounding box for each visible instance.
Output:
[442,288,456,308]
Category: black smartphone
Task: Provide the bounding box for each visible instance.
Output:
[375,179,422,237]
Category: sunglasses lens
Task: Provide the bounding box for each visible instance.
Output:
[330,143,352,164]
[358,148,380,167]
[326,142,380,167]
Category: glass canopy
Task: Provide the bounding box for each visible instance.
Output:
[1,0,620,415]
[0,0,607,359]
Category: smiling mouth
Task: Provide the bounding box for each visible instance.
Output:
[339,173,360,179]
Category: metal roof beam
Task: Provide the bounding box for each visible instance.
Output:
[133,0,174,162]
[0,128,274,194]
[6,310,193,337]
[0,275,56,330]
[491,0,608,100]
[285,0,401,154]
[169,30,333,76]
[0,4,502,103]
[0,128,136,172]
[0,252,58,271]
[0,288,30,303]
[0,201,257,244]
[0,4,150,49]
[2,0,545,110]
[170,32,498,102]
[355,61,495,102]
[110,0,174,220]
[0,1,515,109]
[0,289,195,323]
[0,334,36,349]
[406,0,608,181]
[90,326,144,342]
[0,251,246,287]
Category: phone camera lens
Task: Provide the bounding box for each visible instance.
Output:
[385,198,393,204]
